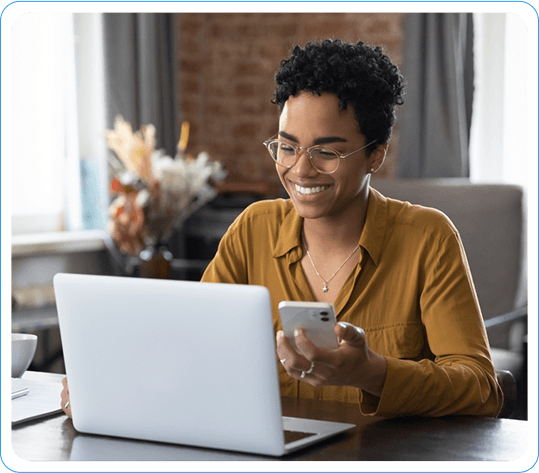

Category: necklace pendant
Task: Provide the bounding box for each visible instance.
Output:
[323,284,328,293]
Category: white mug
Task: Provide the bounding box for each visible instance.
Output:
[12,333,38,378]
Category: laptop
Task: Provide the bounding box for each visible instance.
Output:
[53,273,355,457]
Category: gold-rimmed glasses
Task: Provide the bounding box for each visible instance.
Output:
[263,136,377,174]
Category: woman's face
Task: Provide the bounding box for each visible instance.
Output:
[277,91,382,221]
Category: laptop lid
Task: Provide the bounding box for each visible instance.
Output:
[54,273,354,457]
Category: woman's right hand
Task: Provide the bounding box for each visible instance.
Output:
[60,377,72,418]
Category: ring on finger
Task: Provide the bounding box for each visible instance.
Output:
[300,362,315,378]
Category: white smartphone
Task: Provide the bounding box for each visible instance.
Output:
[278,301,338,351]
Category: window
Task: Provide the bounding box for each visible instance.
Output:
[469,13,532,194]
[10,12,107,235]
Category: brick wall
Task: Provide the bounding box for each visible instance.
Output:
[176,13,405,195]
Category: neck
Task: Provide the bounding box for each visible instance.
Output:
[302,189,370,252]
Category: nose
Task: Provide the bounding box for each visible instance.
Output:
[290,149,319,176]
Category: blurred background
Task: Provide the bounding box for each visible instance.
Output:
[10,12,531,418]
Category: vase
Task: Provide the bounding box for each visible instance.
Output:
[139,245,173,279]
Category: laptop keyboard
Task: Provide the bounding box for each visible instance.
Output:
[284,430,317,443]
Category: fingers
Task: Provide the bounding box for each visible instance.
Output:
[60,376,72,419]
[336,322,366,347]
[293,328,328,362]
[276,329,334,387]
[278,323,374,391]
[276,331,312,376]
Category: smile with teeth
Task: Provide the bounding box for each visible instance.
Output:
[294,184,330,195]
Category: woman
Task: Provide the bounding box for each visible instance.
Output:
[200,39,502,417]
[61,39,502,418]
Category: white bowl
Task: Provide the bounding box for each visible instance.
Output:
[12,333,38,378]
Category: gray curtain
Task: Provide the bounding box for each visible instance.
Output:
[398,13,474,178]
[103,13,179,157]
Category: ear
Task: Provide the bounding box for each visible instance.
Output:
[369,143,388,174]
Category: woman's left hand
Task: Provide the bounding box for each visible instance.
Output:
[60,377,72,419]
[276,322,387,397]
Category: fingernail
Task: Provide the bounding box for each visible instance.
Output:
[338,322,347,329]
[294,329,301,337]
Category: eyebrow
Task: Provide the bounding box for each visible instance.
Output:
[278,131,348,146]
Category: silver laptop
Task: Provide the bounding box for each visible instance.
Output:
[53,273,355,457]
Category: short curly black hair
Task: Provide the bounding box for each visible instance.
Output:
[272,39,406,154]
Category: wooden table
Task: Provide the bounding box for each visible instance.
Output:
[11,372,530,462]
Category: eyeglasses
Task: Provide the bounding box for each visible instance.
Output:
[263,135,377,174]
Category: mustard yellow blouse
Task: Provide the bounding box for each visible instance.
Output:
[201,188,503,417]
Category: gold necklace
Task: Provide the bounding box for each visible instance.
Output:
[303,232,360,293]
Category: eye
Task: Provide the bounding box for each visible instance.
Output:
[314,148,338,160]
[278,143,296,154]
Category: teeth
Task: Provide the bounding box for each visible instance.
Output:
[295,184,329,195]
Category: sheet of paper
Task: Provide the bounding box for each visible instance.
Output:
[12,377,63,425]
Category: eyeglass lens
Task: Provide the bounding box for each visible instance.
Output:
[267,142,339,173]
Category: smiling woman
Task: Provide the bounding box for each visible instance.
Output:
[273,92,384,224]
[198,39,504,418]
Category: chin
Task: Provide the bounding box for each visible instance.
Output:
[289,200,329,221]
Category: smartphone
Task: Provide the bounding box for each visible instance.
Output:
[278,301,338,351]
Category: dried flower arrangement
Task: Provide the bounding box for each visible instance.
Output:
[106,116,227,256]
